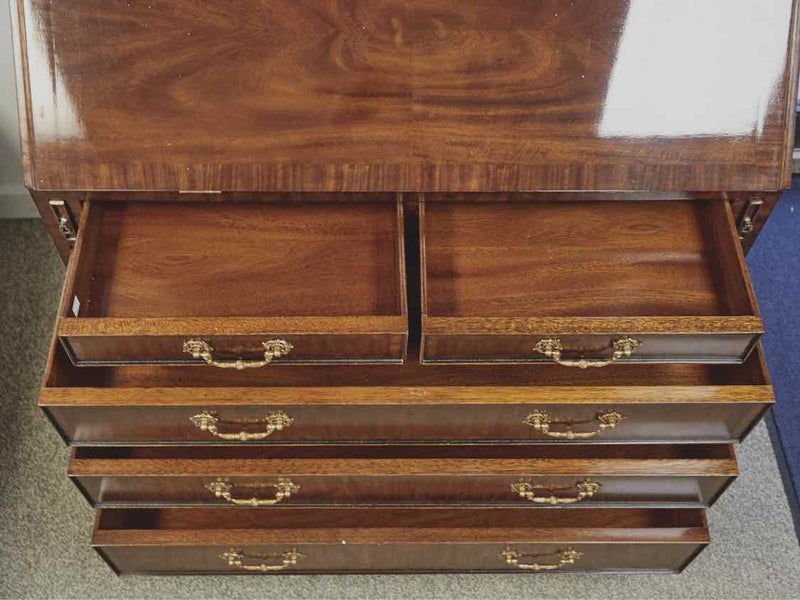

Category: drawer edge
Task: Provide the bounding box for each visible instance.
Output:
[421,316,763,336]
[39,384,775,407]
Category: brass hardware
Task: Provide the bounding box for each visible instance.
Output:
[183,339,293,369]
[533,337,641,368]
[501,547,582,571]
[511,479,601,505]
[221,549,304,572]
[524,410,624,440]
[48,199,77,243]
[206,477,299,506]
[190,410,293,441]
[737,197,765,239]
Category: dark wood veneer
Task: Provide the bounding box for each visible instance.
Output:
[70,443,736,509]
[40,341,773,445]
[93,507,708,574]
[11,1,799,192]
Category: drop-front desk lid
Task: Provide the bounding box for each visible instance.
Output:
[11,0,800,193]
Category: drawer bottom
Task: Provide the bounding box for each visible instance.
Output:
[93,507,709,575]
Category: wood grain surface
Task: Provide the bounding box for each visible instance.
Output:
[56,200,408,364]
[422,200,757,319]
[40,341,772,444]
[12,0,799,192]
[70,444,736,508]
[67,201,405,318]
[92,508,709,574]
[420,199,762,362]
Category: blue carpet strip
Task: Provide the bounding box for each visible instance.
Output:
[747,177,800,542]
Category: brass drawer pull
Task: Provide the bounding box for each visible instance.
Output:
[511,478,600,505]
[183,339,293,370]
[190,410,293,441]
[221,549,304,572]
[533,337,641,368]
[501,547,582,571]
[206,477,299,506]
[524,409,624,439]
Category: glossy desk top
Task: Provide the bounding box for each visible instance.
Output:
[11,0,800,192]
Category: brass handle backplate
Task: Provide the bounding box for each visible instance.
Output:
[190,410,293,441]
[183,339,293,369]
[501,547,582,571]
[206,477,299,506]
[533,337,641,368]
[221,549,304,572]
[524,410,624,440]
[511,479,601,505]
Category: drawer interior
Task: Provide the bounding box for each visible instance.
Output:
[67,200,405,319]
[421,199,756,319]
[95,507,707,531]
[73,444,734,461]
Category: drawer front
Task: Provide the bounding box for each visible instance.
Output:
[61,332,408,366]
[77,473,733,509]
[93,507,709,575]
[48,402,768,445]
[57,200,408,366]
[99,541,704,575]
[41,340,774,445]
[71,445,736,508]
[422,333,759,365]
[420,200,762,365]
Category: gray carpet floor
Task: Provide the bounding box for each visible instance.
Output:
[1,219,799,599]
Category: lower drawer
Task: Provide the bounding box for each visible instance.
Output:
[41,344,773,445]
[93,507,709,574]
[70,444,737,508]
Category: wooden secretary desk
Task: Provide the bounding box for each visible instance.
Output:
[11,0,799,575]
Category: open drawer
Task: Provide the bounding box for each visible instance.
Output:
[92,507,709,574]
[420,199,761,364]
[57,200,408,366]
[41,341,773,445]
[70,444,736,509]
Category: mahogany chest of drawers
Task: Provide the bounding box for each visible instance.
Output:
[12,0,799,575]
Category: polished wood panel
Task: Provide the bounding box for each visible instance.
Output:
[72,202,403,317]
[12,0,799,192]
[423,201,752,317]
[57,201,408,365]
[40,342,773,444]
[421,199,761,363]
[93,507,708,574]
[70,444,736,508]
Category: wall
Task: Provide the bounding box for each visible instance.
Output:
[0,4,37,218]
